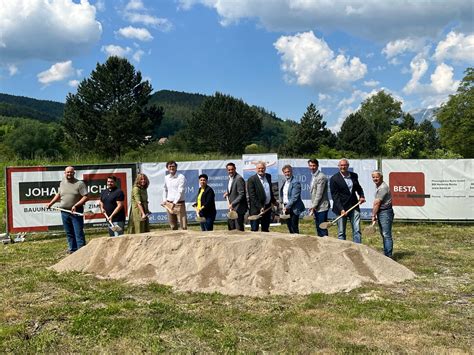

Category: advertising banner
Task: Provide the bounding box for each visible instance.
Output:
[242,153,280,224]
[278,159,378,220]
[382,159,474,220]
[6,164,137,233]
[140,160,243,224]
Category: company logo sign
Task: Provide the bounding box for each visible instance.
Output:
[389,172,428,206]
[18,173,127,205]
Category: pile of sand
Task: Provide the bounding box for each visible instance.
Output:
[51,231,415,296]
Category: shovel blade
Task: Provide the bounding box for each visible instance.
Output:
[111,225,122,232]
[318,221,332,229]
[227,211,238,220]
[363,224,377,235]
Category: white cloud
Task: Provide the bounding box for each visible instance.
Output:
[117,26,153,41]
[403,53,429,94]
[318,93,330,101]
[95,0,105,12]
[178,0,473,42]
[125,0,145,11]
[337,89,372,109]
[68,79,80,87]
[124,12,173,31]
[37,60,75,85]
[403,55,460,107]
[101,45,132,58]
[274,31,367,90]
[434,31,474,63]
[363,80,379,87]
[0,0,102,62]
[382,38,425,59]
[122,2,172,32]
[8,64,18,76]
[133,49,145,62]
[430,63,459,94]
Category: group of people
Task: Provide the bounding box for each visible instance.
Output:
[47,158,394,258]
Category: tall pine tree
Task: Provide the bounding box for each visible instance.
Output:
[63,56,163,157]
[286,103,334,155]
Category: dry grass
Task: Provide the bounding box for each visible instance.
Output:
[0,221,473,353]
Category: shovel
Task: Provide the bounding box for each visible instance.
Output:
[104,212,122,233]
[278,203,290,220]
[49,206,91,216]
[364,221,377,235]
[161,202,176,215]
[193,207,206,222]
[302,209,314,221]
[319,201,361,229]
[248,205,273,221]
[226,196,238,220]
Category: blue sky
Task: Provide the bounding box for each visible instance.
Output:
[0,0,473,130]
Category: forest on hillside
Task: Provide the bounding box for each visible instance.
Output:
[0,57,472,161]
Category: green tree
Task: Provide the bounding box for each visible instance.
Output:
[4,119,64,159]
[63,56,163,157]
[285,103,334,155]
[358,90,403,153]
[418,119,440,151]
[436,67,474,158]
[184,92,262,154]
[337,112,379,156]
[399,113,417,130]
[384,128,425,158]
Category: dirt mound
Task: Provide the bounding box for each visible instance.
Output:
[50,230,415,296]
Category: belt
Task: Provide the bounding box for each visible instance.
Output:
[167,200,185,204]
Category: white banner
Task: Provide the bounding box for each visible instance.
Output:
[6,164,137,233]
[278,159,377,220]
[382,159,474,220]
[141,160,243,223]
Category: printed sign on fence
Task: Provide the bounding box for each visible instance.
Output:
[382,159,474,220]
[6,164,137,233]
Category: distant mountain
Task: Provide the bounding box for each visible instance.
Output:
[409,107,440,128]
[0,93,64,121]
[149,90,209,137]
[149,89,207,108]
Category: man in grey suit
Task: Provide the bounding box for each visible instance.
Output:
[308,159,330,237]
[224,162,248,231]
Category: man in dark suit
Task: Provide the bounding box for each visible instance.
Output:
[247,161,277,232]
[279,164,305,234]
[224,162,248,231]
[329,158,366,243]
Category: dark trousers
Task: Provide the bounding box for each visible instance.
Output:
[228,213,245,231]
[250,205,272,232]
[285,211,300,234]
[200,216,215,231]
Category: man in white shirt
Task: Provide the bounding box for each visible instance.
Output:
[161,160,187,230]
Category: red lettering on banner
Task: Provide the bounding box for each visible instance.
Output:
[389,172,425,206]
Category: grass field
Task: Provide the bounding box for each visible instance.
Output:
[0,221,473,353]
